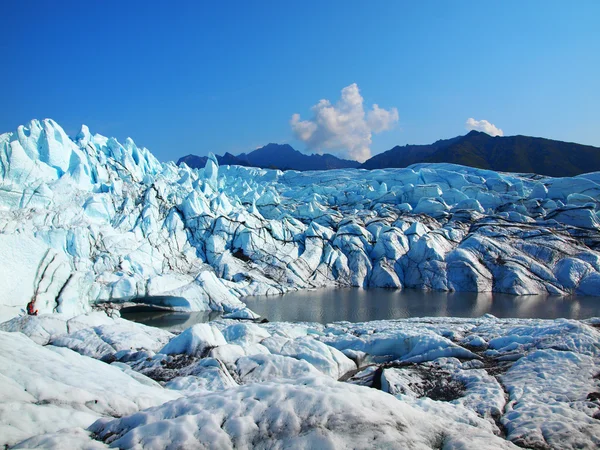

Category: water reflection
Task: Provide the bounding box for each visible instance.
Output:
[123,288,600,329]
[121,307,222,331]
[242,288,600,324]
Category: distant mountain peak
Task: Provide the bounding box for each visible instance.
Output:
[178,143,360,171]
[265,142,292,148]
[361,132,600,176]
[178,132,600,177]
[254,143,297,153]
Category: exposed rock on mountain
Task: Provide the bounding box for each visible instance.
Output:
[361,131,600,177]
[178,143,360,171]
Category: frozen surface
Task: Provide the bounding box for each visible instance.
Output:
[501,349,600,449]
[2,120,600,448]
[159,323,226,356]
[0,330,179,448]
[2,313,599,449]
[4,120,600,321]
[89,376,516,450]
[0,312,173,358]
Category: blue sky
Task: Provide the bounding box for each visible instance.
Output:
[1,1,598,162]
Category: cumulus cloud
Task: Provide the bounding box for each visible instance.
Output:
[290,83,399,162]
[465,118,504,137]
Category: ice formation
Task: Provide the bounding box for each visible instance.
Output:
[1,121,599,448]
[3,119,600,321]
[1,313,598,449]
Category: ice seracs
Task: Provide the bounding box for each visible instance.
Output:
[4,120,600,319]
[3,121,600,449]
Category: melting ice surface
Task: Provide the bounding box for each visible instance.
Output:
[124,288,600,328]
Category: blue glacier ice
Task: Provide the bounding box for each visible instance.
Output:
[3,119,600,321]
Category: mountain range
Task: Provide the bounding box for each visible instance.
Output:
[178,143,360,171]
[178,131,600,177]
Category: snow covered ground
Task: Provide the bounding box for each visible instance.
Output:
[1,312,598,449]
[3,119,600,321]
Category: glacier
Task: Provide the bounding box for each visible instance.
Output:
[1,119,600,449]
[1,312,599,449]
[2,119,600,321]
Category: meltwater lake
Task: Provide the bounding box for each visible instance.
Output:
[122,288,600,330]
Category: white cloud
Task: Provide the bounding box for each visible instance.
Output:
[465,118,504,137]
[290,83,399,162]
[367,104,399,133]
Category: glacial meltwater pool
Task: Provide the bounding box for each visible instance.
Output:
[121,288,600,330]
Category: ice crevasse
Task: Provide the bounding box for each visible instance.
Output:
[2,119,600,321]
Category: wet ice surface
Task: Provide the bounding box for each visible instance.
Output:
[1,312,599,449]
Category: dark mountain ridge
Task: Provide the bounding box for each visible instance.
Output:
[177,143,360,171]
[360,134,464,170]
[177,152,249,169]
[177,133,600,177]
[361,131,600,177]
